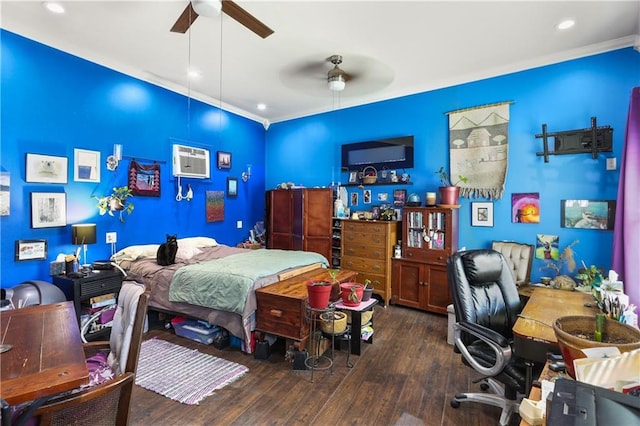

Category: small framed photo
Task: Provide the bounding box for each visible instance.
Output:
[393,189,406,206]
[15,239,48,261]
[74,148,101,182]
[371,206,380,220]
[377,192,389,202]
[363,189,372,204]
[26,153,68,184]
[217,151,231,170]
[348,171,358,184]
[561,199,615,230]
[471,202,494,227]
[227,177,238,198]
[31,192,67,228]
[350,192,358,206]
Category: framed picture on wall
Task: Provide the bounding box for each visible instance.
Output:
[471,202,494,227]
[560,200,615,230]
[73,148,101,182]
[26,153,68,184]
[393,189,406,206]
[227,177,238,198]
[348,171,358,184]
[217,151,231,170]
[15,239,47,261]
[31,192,67,228]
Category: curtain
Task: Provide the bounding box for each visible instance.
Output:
[612,87,640,307]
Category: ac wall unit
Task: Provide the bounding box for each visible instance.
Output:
[172,144,210,179]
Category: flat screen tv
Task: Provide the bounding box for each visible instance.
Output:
[341,136,414,171]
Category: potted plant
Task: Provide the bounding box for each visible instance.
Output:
[93,185,135,223]
[574,262,603,291]
[362,279,374,301]
[435,166,467,206]
[339,282,364,307]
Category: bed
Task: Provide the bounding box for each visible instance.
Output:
[111,237,329,352]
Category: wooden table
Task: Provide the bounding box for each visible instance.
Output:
[0,301,89,405]
[513,287,599,364]
[255,268,358,350]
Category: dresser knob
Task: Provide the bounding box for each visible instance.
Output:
[270,309,283,318]
[373,265,381,271]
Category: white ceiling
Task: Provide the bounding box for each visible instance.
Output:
[2,1,639,126]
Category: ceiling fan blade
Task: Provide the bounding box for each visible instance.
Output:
[170,3,199,33]
[221,0,274,39]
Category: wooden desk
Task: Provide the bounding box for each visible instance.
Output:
[256,268,358,350]
[513,287,599,364]
[0,301,89,405]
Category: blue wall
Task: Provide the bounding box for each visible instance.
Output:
[1,30,266,287]
[2,28,639,288]
[266,48,640,283]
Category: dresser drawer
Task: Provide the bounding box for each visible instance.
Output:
[256,293,307,341]
[354,272,386,292]
[341,255,386,275]
[80,275,122,299]
[343,221,388,235]
[342,244,387,259]
[404,248,448,264]
[342,231,387,247]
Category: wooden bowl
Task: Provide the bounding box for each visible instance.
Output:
[552,315,640,378]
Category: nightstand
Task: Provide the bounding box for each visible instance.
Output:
[52,269,123,327]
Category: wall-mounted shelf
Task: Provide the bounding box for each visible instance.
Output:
[535,117,613,163]
[343,181,413,187]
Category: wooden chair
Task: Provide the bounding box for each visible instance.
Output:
[28,281,149,425]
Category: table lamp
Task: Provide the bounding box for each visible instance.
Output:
[72,223,97,267]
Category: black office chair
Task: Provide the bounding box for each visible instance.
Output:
[447,249,531,426]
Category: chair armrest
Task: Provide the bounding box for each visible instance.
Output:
[453,321,512,377]
[457,321,510,348]
[83,341,110,358]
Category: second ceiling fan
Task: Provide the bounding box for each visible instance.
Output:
[170,0,274,39]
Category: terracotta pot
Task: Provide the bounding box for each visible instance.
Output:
[109,198,125,211]
[553,315,640,378]
[438,186,460,206]
[306,280,332,309]
[340,282,364,307]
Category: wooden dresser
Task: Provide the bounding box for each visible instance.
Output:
[255,268,358,350]
[340,220,400,306]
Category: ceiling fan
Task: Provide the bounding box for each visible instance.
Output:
[327,55,350,92]
[170,0,274,39]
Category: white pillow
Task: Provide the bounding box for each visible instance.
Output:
[176,245,202,261]
[111,244,159,262]
[177,236,218,248]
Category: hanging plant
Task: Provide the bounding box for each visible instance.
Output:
[93,186,135,223]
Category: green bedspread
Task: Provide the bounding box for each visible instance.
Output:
[168,249,329,314]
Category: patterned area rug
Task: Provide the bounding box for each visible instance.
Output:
[136,338,248,405]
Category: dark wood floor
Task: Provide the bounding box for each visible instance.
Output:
[131,304,520,426]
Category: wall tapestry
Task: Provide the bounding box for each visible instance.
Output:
[512,192,540,223]
[128,160,161,197]
[447,101,511,199]
[206,190,224,222]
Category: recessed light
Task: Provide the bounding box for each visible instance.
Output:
[43,2,65,14]
[557,19,575,30]
[257,103,266,111]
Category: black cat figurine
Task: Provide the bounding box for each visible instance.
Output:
[157,234,178,266]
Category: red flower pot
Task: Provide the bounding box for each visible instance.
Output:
[306,280,332,309]
[340,282,364,307]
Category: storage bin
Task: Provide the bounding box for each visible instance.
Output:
[172,318,220,345]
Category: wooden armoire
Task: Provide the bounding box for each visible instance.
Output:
[265,188,333,262]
